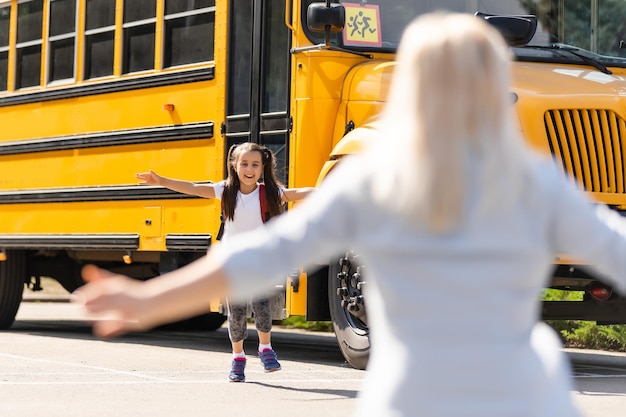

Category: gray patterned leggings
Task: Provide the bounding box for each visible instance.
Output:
[227,297,272,343]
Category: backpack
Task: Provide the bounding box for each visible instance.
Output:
[216,183,271,241]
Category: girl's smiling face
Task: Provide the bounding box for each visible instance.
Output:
[235,150,263,192]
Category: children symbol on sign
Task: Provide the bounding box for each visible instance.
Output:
[348,11,377,38]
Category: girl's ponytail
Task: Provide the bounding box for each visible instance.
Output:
[260,146,285,219]
[222,144,241,221]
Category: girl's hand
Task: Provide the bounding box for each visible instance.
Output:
[136,170,162,186]
[283,187,315,203]
[72,265,156,338]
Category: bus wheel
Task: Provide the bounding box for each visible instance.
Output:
[0,250,26,329]
[328,251,370,370]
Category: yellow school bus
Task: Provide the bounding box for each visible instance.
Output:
[3,0,626,370]
[312,1,626,369]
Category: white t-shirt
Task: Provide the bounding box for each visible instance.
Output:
[213,181,283,241]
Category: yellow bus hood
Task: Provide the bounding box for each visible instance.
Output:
[513,62,626,99]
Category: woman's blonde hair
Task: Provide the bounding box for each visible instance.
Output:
[372,12,529,232]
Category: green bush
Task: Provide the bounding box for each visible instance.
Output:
[280,316,334,332]
[543,289,626,352]
[542,288,583,301]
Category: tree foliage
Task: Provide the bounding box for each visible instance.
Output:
[520,0,626,56]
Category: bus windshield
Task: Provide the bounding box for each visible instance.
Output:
[302,1,626,67]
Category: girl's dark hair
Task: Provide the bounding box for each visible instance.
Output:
[222,142,285,221]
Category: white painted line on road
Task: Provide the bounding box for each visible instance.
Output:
[0,351,364,387]
[0,352,172,382]
[0,369,361,376]
[0,378,364,386]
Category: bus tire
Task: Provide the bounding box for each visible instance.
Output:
[328,252,370,370]
[0,250,26,329]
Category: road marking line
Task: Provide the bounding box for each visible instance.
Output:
[0,352,364,387]
[0,370,361,376]
[0,352,172,382]
[0,379,364,385]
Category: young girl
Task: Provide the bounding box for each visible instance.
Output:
[135,142,314,382]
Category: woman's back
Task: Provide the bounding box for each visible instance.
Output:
[349,156,579,416]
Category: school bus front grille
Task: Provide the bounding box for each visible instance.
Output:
[545,109,626,194]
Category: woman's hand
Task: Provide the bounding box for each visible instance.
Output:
[136,170,162,186]
[72,265,157,338]
[74,254,232,339]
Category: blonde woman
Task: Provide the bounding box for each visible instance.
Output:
[74,13,626,416]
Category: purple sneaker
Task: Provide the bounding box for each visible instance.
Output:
[259,348,281,373]
[228,357,246,382]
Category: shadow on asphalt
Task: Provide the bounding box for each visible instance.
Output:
[250,381,359,399]
[6,318,349,368]
[565,349,626,396]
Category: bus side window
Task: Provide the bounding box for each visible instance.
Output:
[0,4,10,91]
[48,0,77,84]
[85,0,116,80]
[163,0,216,68]
[122,0,156,74]
[16,0,43,89]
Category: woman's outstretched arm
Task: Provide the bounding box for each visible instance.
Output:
[73,254,231,338]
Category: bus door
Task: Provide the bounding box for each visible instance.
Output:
[224,0,291,184]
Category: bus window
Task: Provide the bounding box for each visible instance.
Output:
[227,0,252,117]
[261,0,288,113]
[16,0,43,89]
[0,4,9,91]
[47,0,77,84]
[122,0,156,74]
[163,0,215,68]
[84,0,116,80]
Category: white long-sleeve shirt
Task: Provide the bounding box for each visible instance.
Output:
[213,153,626,417]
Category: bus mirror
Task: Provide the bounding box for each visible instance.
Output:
[475,12,537,47]
[292,1,370,58]
[307,2,345,33]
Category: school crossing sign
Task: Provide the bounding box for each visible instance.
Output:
[343,3,382,47]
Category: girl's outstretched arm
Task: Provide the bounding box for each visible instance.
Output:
[135,170,216,198]
[282,187,315,202]
[73,255,231,338]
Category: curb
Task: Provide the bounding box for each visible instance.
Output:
[270,325,338,347]
[564,348,626,367]
[22,293,71,303]
[18,296,339,347]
